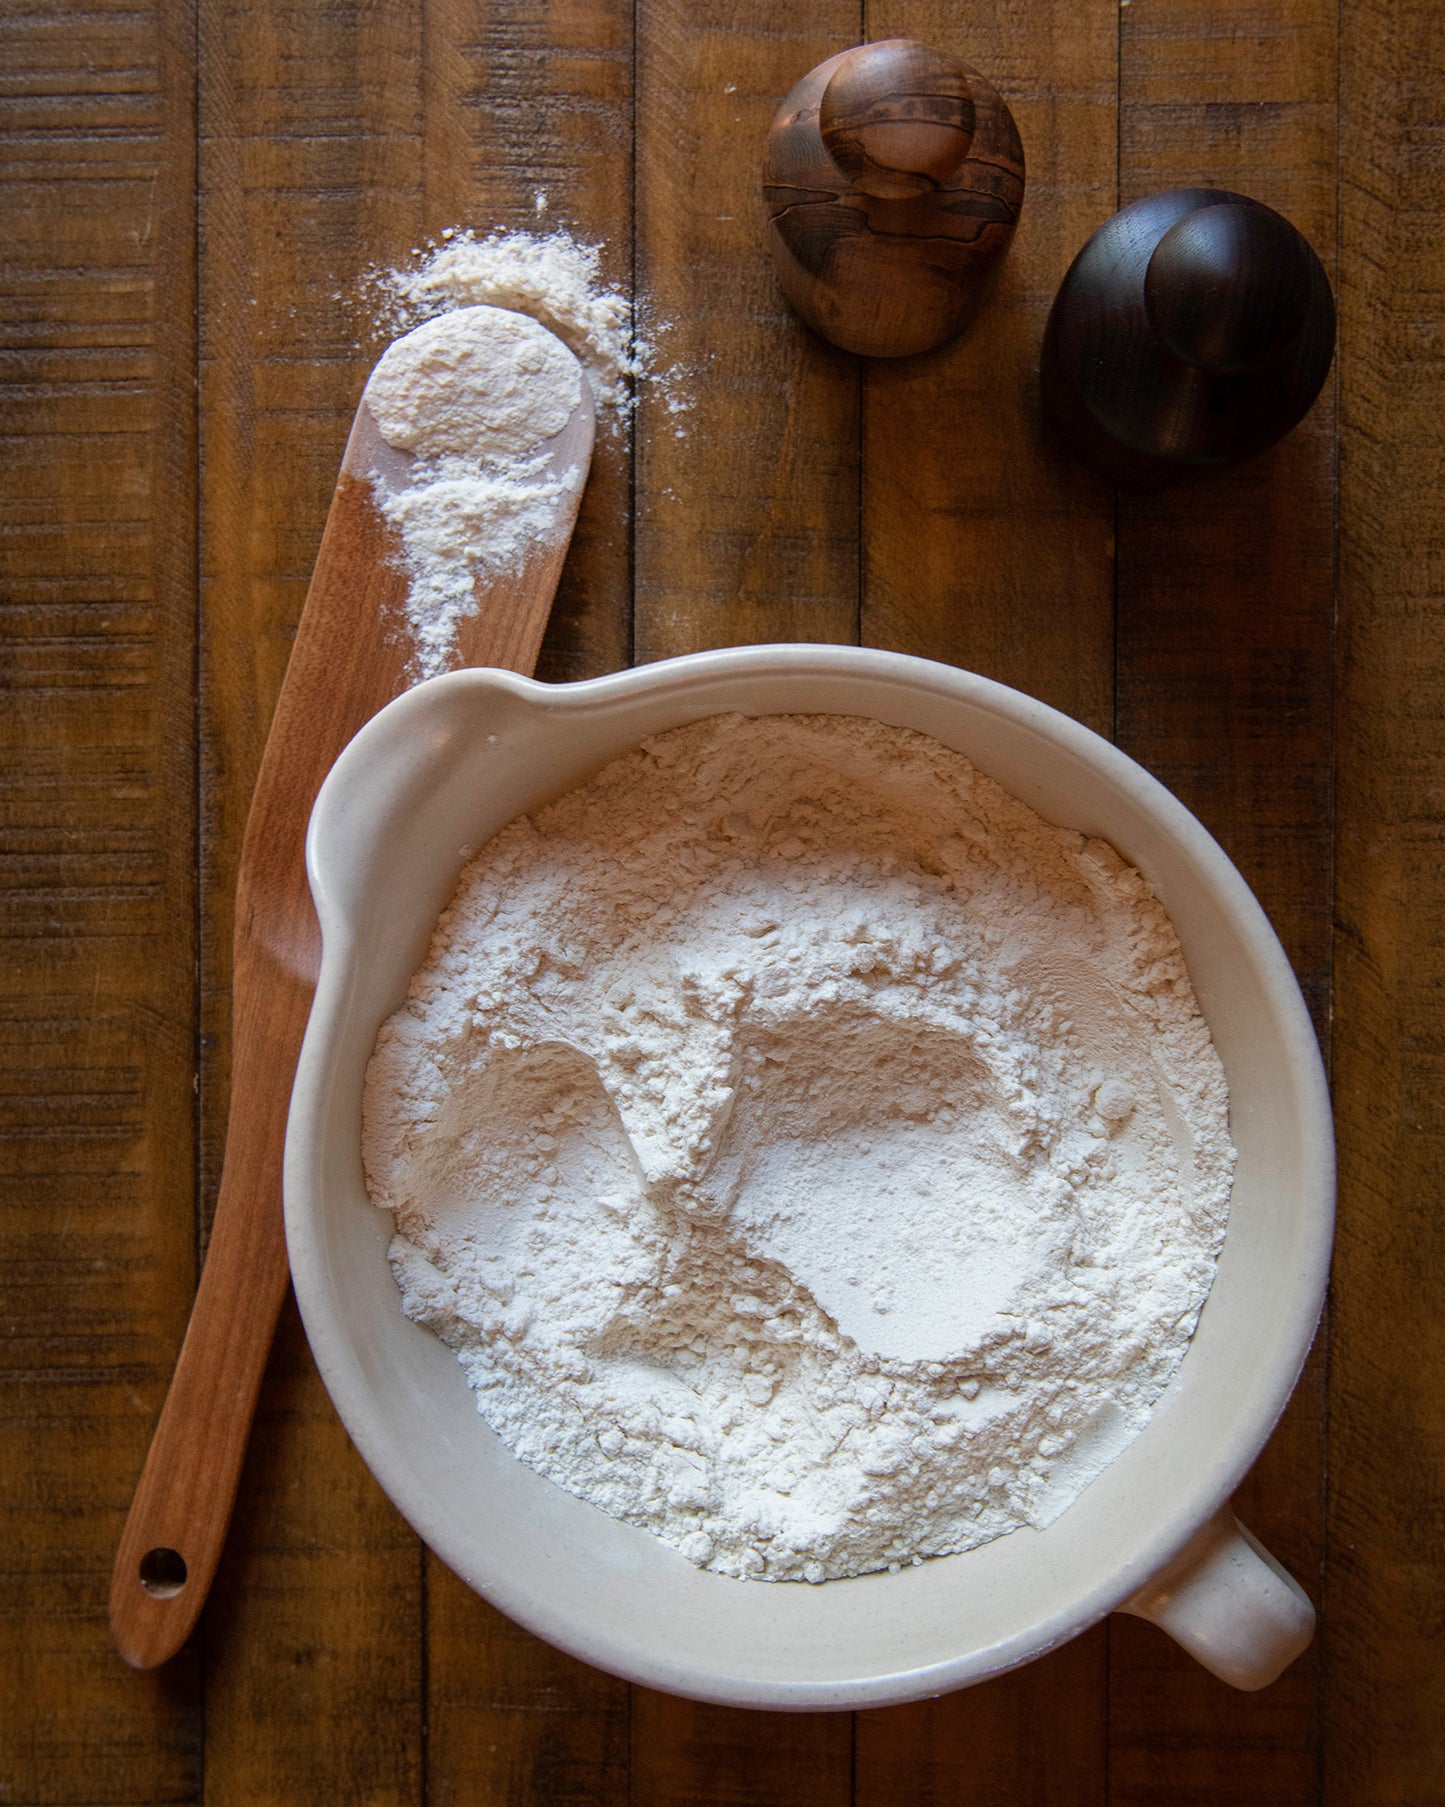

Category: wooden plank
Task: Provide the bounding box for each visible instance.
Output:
[855,0,1117,1798]
[0,0,201,1798]
[857,1635,1109,1807]
[633,6,861,665]
[194,0,425,1797]
[416,0,634,688]
[627,3,859,1797]
[407,0,635,1798]
[1328,0,1445,1798]
[1108,0,1337,1800]
[630,1691,854,1807]
[201,1302,424,1806]
[427,1573,629,1807]
[860,0,1119,730]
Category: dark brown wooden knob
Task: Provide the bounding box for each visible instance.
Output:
[762,38,1025,359]
[1042,188,1335,487]
[1145,203,1316,374]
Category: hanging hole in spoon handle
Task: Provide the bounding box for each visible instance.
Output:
[138,1546,188,1599]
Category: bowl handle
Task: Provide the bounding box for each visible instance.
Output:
[1117,1504,1315,1689]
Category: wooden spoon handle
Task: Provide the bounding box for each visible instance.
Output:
[109,452,582,1667]
[106,1039,296,1670]
[109,478,408,1668]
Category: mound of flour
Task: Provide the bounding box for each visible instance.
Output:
[365,224,644,418]
[362,713,1234,1582]
[363,306,584,679]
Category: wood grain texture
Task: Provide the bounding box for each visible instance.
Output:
[1109,0,1336,1799]
[1041,188,1336,486]
[762,38,1025,358]
[860,0,1118,731]
[8,0,1444,1798]
[633,3,861,665]
[0,0,201,1796]
[856,1633,1108,1807]
[1330,0,1445,1797]
[630,1690,854,1807]
[426,1569,629,1807]
[201,1300,424,1807]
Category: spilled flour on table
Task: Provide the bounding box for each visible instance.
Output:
[362,713,1235,1583]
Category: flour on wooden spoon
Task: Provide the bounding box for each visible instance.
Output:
[363,305,584,679]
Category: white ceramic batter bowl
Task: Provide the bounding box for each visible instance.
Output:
[284,645,1333,1708]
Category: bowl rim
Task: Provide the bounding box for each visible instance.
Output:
[285,642,1335,1709]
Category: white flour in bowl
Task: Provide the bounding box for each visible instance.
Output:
[362,713,1234,1582]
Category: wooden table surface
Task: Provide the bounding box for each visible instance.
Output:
[4,0,1441,1800]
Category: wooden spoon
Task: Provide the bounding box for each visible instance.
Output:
[109,317,595,1670]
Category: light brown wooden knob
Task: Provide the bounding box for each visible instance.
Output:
[762,38,1025,358]
[819,41,974,200]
